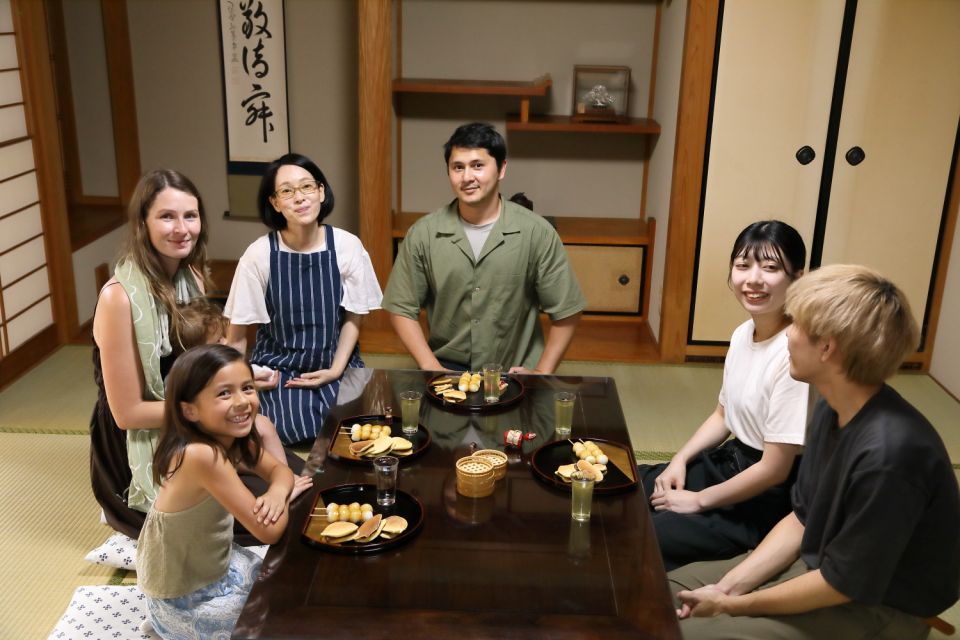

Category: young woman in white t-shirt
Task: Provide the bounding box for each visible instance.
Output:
[639,220,809,571]
[224,153,383,444]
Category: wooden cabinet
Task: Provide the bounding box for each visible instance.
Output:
[687,0,960,360]
[566,246,645,313]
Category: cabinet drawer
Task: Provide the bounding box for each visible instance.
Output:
[565,245,644,313]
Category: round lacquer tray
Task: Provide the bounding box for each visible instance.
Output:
[327,415,431,465]
[529,437,639,495]
[301,484,424,554]
[425,374,525,413]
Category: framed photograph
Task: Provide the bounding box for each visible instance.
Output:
[571,65,631,123]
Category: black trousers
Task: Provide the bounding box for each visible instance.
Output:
[638,439,798,571]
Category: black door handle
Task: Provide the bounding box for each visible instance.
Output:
[845,146,865,166]
[796,145,816,165]
[618,275,630,286]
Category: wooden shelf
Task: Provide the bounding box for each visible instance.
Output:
[393,211,653,246]
[393,75,551,97]
[553,216,653,246]
[506,114,661,134]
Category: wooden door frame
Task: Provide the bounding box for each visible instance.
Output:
[357,0,393,332]
[42,0,140,207]
[658,0,719,363]
[100,0,139,206]
[8,0,77,354]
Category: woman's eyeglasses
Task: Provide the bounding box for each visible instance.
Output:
[273,180,321,200]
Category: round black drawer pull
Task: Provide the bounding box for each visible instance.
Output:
[795,145,816,165]
[845,146,865,166]
[618,275,630,286]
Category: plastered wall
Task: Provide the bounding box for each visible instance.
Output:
[127,0,359,261]
[398,0,658,218]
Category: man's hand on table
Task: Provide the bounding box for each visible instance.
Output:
[508,366,544,375]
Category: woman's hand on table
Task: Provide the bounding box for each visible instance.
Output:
[285,369,341,388]
[650,488,703,514]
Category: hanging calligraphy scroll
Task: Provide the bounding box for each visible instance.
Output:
[219,0,289,217]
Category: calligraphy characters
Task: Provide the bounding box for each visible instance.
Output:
[240,0,273,143]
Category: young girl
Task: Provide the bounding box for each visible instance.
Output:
[224,153,382,445]
[138,344,296,638]
[172,299,312,500]
[638,220,809,570]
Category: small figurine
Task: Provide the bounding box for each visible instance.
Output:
[582,84,615,110]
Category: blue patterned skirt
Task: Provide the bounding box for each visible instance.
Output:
[146,544,262,639]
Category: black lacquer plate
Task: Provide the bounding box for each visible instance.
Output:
[425,374,525,413]
[529,437,639,495]
[327,415,431,465]
[301,484,424,554]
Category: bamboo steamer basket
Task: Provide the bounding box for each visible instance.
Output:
[455,456,495,498]
[474,449,508,480]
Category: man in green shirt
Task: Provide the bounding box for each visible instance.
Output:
[382,122,586,373]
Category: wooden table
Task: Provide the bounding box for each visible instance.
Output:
[233,369,680,639]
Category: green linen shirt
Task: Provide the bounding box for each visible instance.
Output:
[383,199,586,370]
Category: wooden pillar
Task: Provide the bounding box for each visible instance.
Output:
[657,0,719,362]
[358,0,392,331]
[101,0,140,206]
[11,0,78,344]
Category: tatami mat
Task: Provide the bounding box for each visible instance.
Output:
[0,346,96,434]
[0,432,118,639]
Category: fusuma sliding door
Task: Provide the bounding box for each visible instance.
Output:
[689,0,960,358]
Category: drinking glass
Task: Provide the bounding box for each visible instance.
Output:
[482,363,503,404]
[373,456,399,506]
[570,473,594,522]
[399,390,422,435]
[554,391,576,437]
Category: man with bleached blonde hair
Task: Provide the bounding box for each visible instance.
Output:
[669,264,960,640]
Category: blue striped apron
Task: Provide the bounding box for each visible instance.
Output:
[251,226,363,444]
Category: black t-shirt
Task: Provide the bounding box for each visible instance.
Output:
[792,385,960,617]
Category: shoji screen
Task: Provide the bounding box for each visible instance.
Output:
[0,0,53,361]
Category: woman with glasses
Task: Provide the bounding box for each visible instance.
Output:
[224,153,383,444]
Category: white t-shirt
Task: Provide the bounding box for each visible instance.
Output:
[460,217,496,260]
[718,320,808,450]
[223,228,383,325]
